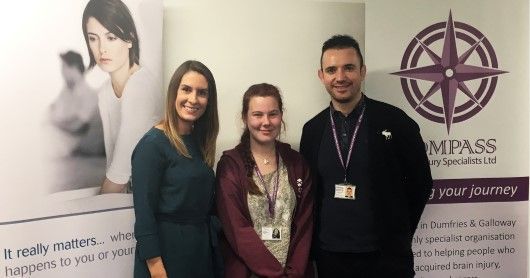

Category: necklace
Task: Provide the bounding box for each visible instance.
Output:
[254,154,273,165]
[251,144,276,166]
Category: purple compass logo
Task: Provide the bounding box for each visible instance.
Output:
[392,11,507,133]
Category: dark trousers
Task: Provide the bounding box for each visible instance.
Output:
[315,248,415,278]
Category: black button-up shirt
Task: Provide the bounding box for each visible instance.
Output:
[317,98,378,253]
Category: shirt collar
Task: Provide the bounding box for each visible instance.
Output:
[330,93,365,119]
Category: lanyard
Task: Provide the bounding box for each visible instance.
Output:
[254,150,280,218]
[329,103,365,182]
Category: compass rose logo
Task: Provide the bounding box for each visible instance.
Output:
[392,11,507,133]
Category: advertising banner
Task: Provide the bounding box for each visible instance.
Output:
[0,0,162,276]
[365,0,529,277]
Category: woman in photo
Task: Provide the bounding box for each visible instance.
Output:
[82,0,163,193]
[216,83,314,277]
[132,60,221,278]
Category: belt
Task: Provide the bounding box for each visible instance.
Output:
[157,212,207,224]
[157,213,221,248]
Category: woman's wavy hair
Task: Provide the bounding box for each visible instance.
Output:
[162,60,219,167]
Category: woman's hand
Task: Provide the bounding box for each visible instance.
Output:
[100,178,127,194]
[147,257,167,278]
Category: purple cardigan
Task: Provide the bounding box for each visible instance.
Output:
[215,142,314,278]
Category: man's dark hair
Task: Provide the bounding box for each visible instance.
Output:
[60,50,85,74]
[320,34,364,68]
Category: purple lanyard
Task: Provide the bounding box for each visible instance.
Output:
[254,151,280,218]
[329,103,366,182]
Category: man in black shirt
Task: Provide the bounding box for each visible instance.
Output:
[300,34,433,277]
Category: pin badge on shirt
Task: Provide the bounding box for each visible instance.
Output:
[381,129,392,140]
[296,178,302,193]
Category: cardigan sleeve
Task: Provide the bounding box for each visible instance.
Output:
[215,155,285,278]
[394,112,433,234]
[132,136,165,260]
[285,157,314,278]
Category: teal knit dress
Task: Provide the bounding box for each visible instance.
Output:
[132,128,219,277]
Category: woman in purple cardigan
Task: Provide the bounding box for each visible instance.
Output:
[216,83,314,278]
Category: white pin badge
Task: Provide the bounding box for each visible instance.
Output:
[296,178,302,193]
[382,129,392,140]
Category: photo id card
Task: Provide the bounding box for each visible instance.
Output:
[261,227,282,241]
[334,183,356,200]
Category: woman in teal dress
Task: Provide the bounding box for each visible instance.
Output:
[132,60,221,277]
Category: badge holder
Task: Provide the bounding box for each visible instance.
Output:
[261,227,282,241]
[335,184,356,199]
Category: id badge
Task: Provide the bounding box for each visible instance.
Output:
[261,227,282,240]
[334,183,356,200]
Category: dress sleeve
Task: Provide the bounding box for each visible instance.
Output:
[285,158,314,278]
[132,137,165,260]
[215,155,285,278]
[107,73,162,184]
